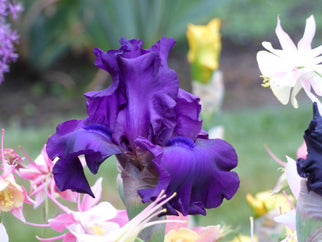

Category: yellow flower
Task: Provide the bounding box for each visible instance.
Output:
[165,227,199,242]
[187,18,221,83]
[246,190,294,218]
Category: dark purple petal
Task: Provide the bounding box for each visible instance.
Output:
[173,89,202,140]
[47,121,121,172]
[297,102,322,195]
[47,120,121,196]
[53,156,94,197]
[92,37,179,150]
[137,137,239,216]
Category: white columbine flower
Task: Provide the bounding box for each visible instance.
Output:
[257,15,322,110]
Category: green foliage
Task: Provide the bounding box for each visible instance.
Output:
[18,0,228,70]
[213,0,322,44]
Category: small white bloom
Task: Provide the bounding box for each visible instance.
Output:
[257,15,322,110]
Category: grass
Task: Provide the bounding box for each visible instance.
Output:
[0,101,313,241]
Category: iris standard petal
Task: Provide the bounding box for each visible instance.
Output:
[138,137,239,216]
[93,37,179,150]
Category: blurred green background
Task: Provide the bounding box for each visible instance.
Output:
[1,0,321,241]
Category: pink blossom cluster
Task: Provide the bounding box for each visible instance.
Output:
[0,0,22,83]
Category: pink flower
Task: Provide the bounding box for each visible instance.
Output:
[36,177,129,242]
[165,213,226,241]
[297,141,307,159]
[0,129,33,222]
[0,148,24,169]
[18,145,77,208]
[257,15,322,110]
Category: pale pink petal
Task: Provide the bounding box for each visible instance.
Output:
[165,212,188,234]
[275,16,297,52]
[80,177,103,211]
[274,209,296,230]
[57,189,77,202]
[0,223,8,242]
[74,202,117,225]
[17,168,42,180]
[285,156,302,199]
[62,233,76,242]
[11,206,26,222]
[40,145,53,170]
[108,210,129,227]
[49,213,76,232]
[194,225,221,242]
[33,190,46,209]
[298,15,315,51]
[297,141,307,159]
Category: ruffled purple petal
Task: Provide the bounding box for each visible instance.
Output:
[137,137,239,216]
[92,37,179,150]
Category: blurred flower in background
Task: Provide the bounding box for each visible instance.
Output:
[187,18,221,84]
[0,0,22,83]
[187,18,224,115]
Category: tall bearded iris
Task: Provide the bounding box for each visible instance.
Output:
[46,37,239,216]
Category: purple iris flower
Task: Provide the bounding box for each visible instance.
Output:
[47,37,239,215]
[297,102,322,196]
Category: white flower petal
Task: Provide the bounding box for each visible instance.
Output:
[256,51,293,76]
[275,16,297,52]
[285,156,301,199]
[310,76,322,96]
[274,209,296,230]
[74,202,118,225]
[290,81,302,108]
[270,78,292,105]
[311,46,322,58]
[298,15,316,51]
[262,41,287,58]
[0,223,8,242]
